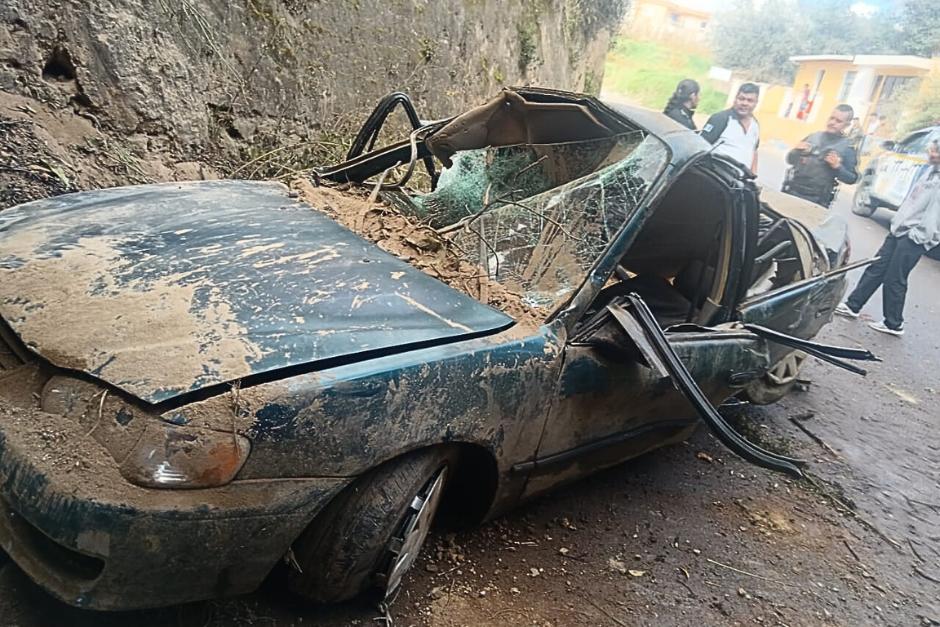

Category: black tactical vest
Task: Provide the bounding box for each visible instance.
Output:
[784,133,852,207]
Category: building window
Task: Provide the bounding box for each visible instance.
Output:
[813,69,826,94]
[880,76,914,102]
[670,13,679,24]
[838,71,857,101]
[700,21,708,29]
[870,75,885,101]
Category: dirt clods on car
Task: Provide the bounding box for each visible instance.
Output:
[293,179,547,329]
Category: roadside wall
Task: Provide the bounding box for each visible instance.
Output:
[0,0,622,163]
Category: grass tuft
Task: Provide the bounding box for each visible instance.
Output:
[603,39,727,115]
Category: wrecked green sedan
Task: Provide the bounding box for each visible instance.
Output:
[0,88,876,610]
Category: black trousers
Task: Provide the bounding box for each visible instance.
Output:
[846,235,925,330]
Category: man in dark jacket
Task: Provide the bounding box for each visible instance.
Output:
[783,104,859,207]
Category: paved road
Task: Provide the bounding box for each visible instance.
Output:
[0,148,937,627]
[758,148,940,621]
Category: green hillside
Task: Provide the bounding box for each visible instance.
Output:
[604,39,727,115]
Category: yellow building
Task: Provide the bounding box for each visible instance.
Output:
[625,0,712,45]
[753,55,931,146]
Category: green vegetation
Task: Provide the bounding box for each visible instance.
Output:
[564,0,630,66]
[900,0,940,57]
[419,37,435,63]
[603,39,727,115]
[583,69,600,96]
[711,0,939,84]
[517,23,538,72]
[565,0,630,39]
[899,67,940,133]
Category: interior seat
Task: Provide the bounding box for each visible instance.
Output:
[592,274,692,328]
[673,260,715,311]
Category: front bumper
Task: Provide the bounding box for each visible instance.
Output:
[0,405,349,611]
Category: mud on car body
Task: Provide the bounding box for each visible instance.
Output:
[0,88,876,611]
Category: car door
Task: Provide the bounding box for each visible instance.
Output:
[521,171,780,494]
[739,266,841,359]
[521,249,877,500]
[738,210,833,350]
[872,131,931,208]
[520,314,774,499]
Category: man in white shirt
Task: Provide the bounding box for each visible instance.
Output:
[701,83,761,173]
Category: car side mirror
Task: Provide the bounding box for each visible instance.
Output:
[881,140,896,151]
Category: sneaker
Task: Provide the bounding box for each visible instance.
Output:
[835,303,860,319]
[868,321,904,336]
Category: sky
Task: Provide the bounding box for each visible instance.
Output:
[851,2,879,16]
[850,0,900,14]
[803,0,899,10]
[687,0,900,13]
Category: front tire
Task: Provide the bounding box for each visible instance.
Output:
[288,448,453,604]
[743,351,806,405]
[851,174,878,217]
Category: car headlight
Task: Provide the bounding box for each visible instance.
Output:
[119,422,251,489]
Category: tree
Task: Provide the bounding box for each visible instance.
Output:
[899,61,940,132]
[801,0,901,56]
[897,0,940,57]
[711,0,905,84]
[710,0,805,84]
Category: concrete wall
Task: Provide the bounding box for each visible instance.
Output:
[0,0,623,162]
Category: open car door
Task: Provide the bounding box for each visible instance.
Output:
[738,256,874,332]
[523,293,878,498]
[585,295,806,476]
[614,294,878,472]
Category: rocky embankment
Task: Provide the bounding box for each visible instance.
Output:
[0,0,626,209]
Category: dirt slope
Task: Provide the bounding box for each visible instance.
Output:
[0,90,218,208]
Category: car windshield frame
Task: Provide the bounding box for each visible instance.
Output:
[445,132,672,321]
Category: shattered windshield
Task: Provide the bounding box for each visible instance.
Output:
[445,133,670,309]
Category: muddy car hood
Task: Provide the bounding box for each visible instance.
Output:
[0,181,514,404]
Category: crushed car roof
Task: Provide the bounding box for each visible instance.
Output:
[0,181,514,404]
[499,87,714,172]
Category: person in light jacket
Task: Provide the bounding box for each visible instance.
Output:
[836,139,940,336]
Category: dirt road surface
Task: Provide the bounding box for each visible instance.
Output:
[0,150,937,626]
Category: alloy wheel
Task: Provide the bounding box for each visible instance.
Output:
[382,467,448,602]
[766,351,806,386]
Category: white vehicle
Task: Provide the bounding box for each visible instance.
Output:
[853,125,940,259]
